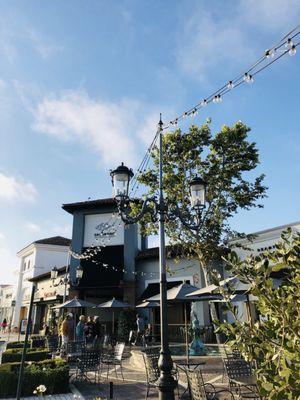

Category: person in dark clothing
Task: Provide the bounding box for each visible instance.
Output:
[93,316,102,348]
[84,316,95,345]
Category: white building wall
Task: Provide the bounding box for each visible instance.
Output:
[12,243,69,329]
[227,221,300,323]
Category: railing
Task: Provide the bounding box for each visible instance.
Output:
[151,323,216,343]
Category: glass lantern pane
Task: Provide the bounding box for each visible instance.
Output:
[190,184,205,207]
[113,173,129,197]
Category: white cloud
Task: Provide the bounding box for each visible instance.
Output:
[0,79,6,90]
[176,0,299,82]
[24,222,41,233]
[0,246,18,284]
[0,172,38,202]
[238,0,300,30]
[32,90,162,167]
[27,28,63,60]
[51,223,72,237]
[176,8,253,82]
[0,233,5,240]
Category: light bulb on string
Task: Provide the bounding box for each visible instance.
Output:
[213,94,222,103]
[201,99,207,107]
[289,45,296,56]
[191,108,198,117]
[243,73,254,84]
[265,49,275,58]
[227,80,234,90]
[285,38,293,48]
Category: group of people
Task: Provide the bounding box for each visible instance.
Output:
[60,313,103,355]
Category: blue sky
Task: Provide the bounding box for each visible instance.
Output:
[0,0,299,283]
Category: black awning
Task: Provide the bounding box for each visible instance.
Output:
[139,280,190,301]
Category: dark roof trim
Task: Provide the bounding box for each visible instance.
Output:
[62,198,117,214]
[29,266,67,282]
[34,236,71,246]
[136,245,190,261]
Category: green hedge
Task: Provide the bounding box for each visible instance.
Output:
[1,348,51,363]
[6,341,31,349]
[0,360,69,398]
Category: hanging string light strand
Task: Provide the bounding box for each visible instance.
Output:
[164,24,300,129]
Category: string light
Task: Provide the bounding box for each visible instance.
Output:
[227,80,234,90]
[163,24,300,129]
[289,44,297,56]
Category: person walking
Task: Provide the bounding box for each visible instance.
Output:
[134,314,145,346]
[93,316,102,348]
[1,318,7,332]
[60,313,73,356]
[76,315,86,342]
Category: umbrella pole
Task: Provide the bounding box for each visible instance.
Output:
[112,311,115,334]
[184,303,189,364]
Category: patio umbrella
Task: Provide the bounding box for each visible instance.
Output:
[147,282,205,362]
[54,297,96,309]
[53,297,96,338]
[95,298,130,333]
[186,277,254,324]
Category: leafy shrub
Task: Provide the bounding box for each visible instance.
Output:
[1,348,50,363]
[0,359,69,398]
[117,309,137,342]
[217,229,300,400]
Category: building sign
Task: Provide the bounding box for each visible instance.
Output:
[83,213,124,247]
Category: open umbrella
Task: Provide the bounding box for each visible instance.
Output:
[53,297,96,338]
[147,282,204,362]
[54,297,96,309]
[95,298,130,333]
[186,277,254,324]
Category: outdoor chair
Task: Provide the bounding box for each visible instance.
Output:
[224,358,261,399]
[101,342,126,380]
[75,348,101,383]
[142,350,179,400]
[45,335,59,357]
[186,369,234,399]
[67,341,86,366]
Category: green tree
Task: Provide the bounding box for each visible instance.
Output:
[134,122,266,316]
[217,229,300,400]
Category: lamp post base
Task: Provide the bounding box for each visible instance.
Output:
[156,351,176,400]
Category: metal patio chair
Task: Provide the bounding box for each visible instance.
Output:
[142,350,179,400]
[45,335,59,357]
[186,368,235,399]
[75,348,101,383]
[224,358,261,399]
[101,342,126,380]
[67,341,85,367]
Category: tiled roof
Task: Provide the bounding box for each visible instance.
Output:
[34,236,71,246]
[62,198,117,214]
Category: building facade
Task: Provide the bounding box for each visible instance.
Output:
[12,236,70,331]
[0,284,15,329]
[63,197,300,335]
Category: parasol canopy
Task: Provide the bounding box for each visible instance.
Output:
[54,297,96,309]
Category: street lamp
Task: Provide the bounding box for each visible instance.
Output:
[110,116,207,400]
[51,264,83,303]
[76,265,84,282]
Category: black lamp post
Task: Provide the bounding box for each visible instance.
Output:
[110,116,207,400]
